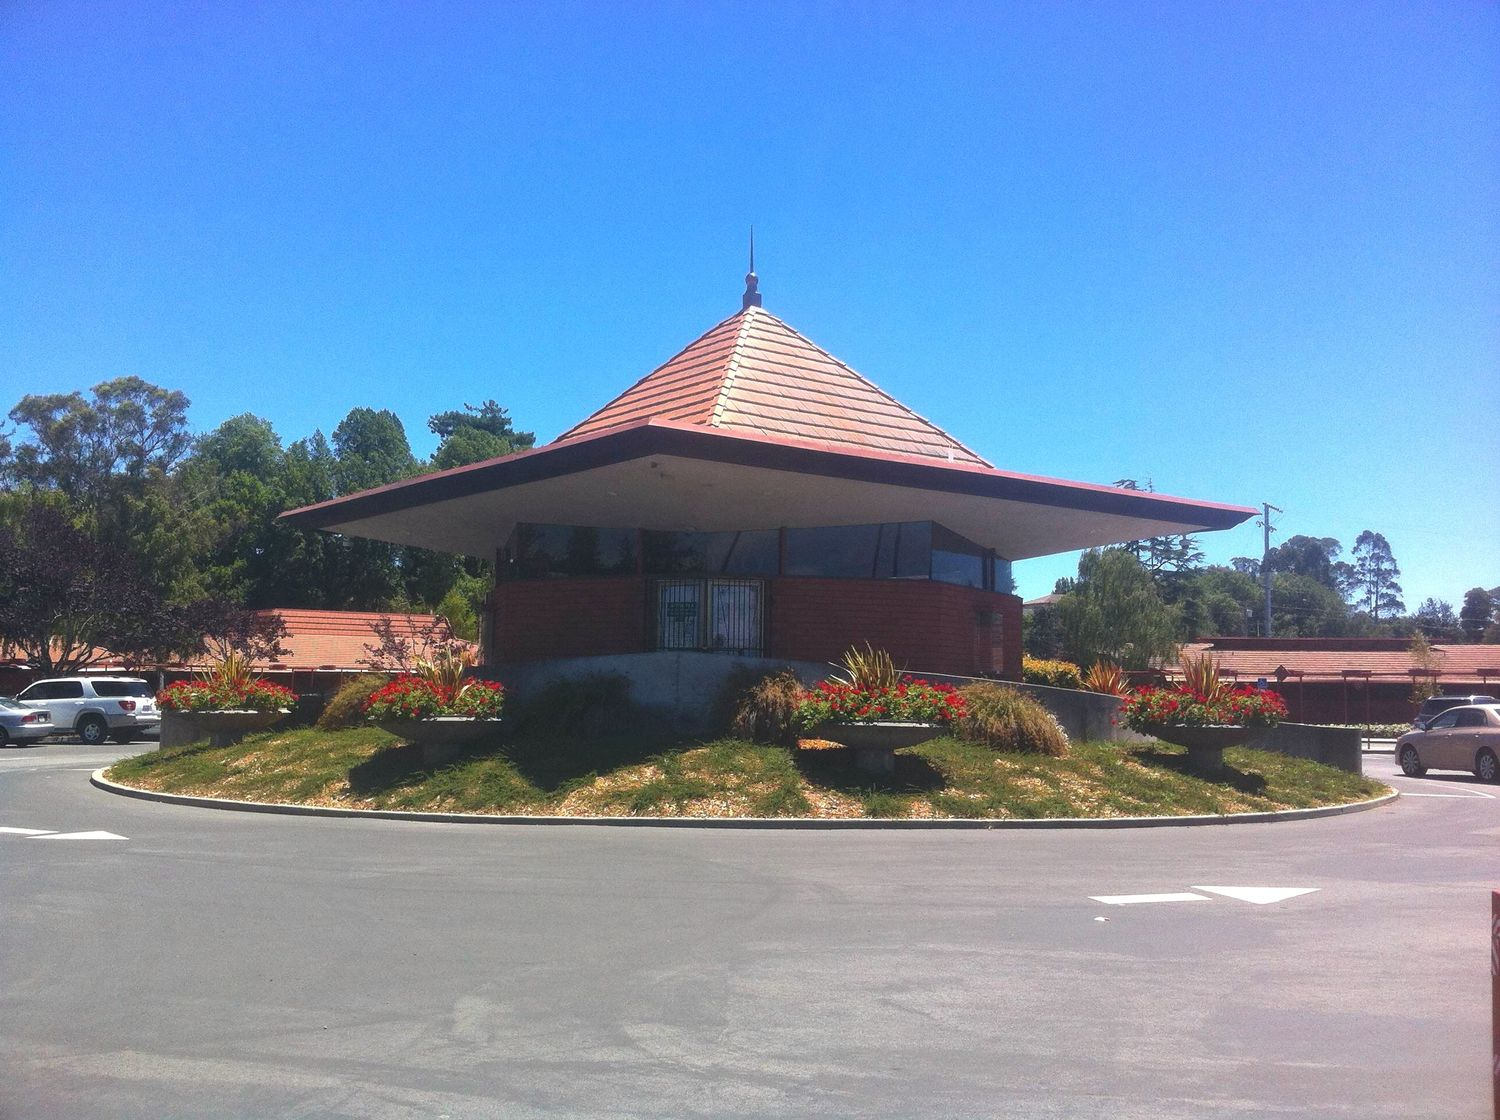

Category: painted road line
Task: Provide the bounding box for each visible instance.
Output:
[0,826,56,836]
[1401,788,1495,799]
[1192,886,1319,905]
[30,830,127,840]
[1089,892,1211,905]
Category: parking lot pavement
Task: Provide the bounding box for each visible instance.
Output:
[1,748,1495,1119]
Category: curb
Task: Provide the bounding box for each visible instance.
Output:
[90,770,1400,831]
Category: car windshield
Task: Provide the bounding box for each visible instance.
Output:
[90,681,153,698]
[0,698,25,712]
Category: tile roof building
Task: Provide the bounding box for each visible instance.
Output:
[1179,637,1500,724]
[283,270,1256,686]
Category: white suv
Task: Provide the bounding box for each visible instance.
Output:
[13,677,161,745]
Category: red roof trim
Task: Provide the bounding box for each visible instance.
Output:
[280,418,1256,530]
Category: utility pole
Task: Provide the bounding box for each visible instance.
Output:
[1259,502,1282,638]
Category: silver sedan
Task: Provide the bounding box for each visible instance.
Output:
[0,698,53,747]
[1395,703,1500,782]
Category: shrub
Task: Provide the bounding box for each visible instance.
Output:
[512,673,645,739]
[316,674,391,730]
[792,678,968,732]
[1021,656,1083,690]
[724,669,806,745]
[956,682,1070,756]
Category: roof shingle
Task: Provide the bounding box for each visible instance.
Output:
[556,306,990,465]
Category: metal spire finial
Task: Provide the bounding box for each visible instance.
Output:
[742,226,762,310]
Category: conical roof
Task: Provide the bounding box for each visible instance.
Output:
[555,306,991,466]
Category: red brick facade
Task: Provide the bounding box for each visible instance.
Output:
[488,576,1022,679]
[490,577,648,663]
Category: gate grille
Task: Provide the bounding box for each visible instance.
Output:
[652,579,764,656]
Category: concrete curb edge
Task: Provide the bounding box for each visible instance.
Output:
[90,770,1401,831]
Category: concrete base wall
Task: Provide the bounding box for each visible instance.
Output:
[492,652,829,733]
[1245,722,1362,773]
[158,711,204,750]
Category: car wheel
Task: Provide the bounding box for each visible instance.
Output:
[77,716,109,746]
[111,731,135,745]
[1398,745,1426,777]
[1476,749,1498,784]
[0,727,9,748]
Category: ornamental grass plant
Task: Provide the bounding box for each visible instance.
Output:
[956,682,1070,757]
[724,669,805,746]
[1082,660,1130,696]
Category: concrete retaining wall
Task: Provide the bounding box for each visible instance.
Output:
[1245,722,1362,773]
[492,652,829,733]
[488,658,1362,773]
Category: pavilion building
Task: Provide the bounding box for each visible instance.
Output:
[282,272,1255,689]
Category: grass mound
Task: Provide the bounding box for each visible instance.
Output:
[106,727,1387,821]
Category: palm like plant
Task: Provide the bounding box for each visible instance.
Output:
[1178,652,1228,700]
[1082,660,1129,696]
[830,644,900,691]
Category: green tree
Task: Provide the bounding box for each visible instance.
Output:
[1459,588,1494,643]
[1057,549,1181,669]
[1349,530,1405,620]
[1414,598,1461,641]
[1170,566,1261,639]
[332,408,417,494]
[1113,480,1204,581]
[2,377,215,605]
[428,400,535,470]
[1271,573,1352,637]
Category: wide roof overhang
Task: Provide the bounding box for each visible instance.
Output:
[279,421,1256,561]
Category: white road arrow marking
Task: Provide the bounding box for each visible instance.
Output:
[1192,886,1319,905]
[31,830,127,841]
[0,826,56,836]
[1089,892,1210,905]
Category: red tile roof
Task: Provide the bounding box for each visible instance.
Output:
[246,609,474,672]
[2,610,476,676]
[1181,639,1500,684]
[556,306,991,466]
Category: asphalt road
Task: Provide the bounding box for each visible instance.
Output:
[1,743,1495,1119]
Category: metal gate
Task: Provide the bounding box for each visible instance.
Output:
[652,579,764,656]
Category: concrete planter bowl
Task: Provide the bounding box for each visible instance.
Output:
[813,721,945,775]
[165,709,288,750]
[373,717,504,768]
[1141,723,1253,775]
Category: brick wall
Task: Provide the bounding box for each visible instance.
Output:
[489,575,1022,677]
[491,577,648,663]
[768,578,1021,679]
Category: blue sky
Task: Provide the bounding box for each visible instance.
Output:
[3,2,1496,610]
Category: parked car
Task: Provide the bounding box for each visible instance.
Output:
[12,676,161,745]
[1412,694,1499,730]
[1395,704,1500,782]
[0,698,53,747]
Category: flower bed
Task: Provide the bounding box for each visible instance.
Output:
[363,676,505,721]
[157,678,296,713]
[792,679,967,733]
[1122,685,1288,732]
